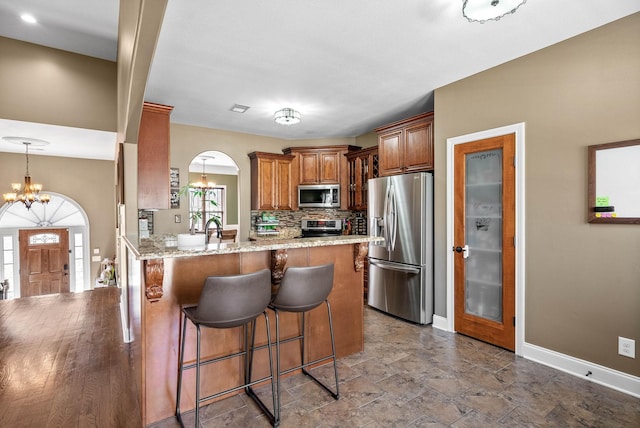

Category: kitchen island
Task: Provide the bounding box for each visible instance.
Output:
[121,234,381,426]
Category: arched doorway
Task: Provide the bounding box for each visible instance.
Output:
[0,192,90,298]
[186,151,240,238]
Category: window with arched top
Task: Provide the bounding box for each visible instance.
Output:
[186,151,240,236]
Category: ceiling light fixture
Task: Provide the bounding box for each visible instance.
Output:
[463,0,527,23]
[191,157,216,189]
[2,138,50,210]
[20,14,37,24]
[274,108,301,126]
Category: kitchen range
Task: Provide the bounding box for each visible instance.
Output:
[367,172,434,324]
[300,218,343,237]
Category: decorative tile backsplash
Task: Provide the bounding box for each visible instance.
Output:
[250,209,368,239]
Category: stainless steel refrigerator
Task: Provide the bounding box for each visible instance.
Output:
[367,172,433,324]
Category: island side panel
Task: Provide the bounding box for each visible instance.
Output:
[127,254,144,424]
[309,245,364,359]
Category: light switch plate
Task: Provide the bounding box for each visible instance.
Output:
[91,255,101,262]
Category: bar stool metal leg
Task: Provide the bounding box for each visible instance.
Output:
[195,325,202,427]
[272,301,339,423]
[297,301,339,399]
[175,312,188,425]
[274,310,282,424]
[325,300,340,399]
[245,312,278,426]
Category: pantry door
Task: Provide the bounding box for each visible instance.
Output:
[19,228,70,297]
[453,134,515,351]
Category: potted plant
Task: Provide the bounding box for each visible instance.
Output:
[176,184,221,250]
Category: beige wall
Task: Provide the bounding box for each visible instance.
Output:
[0,37,117,131]
[0,37,117,282]
[0,153,116,281]
[434,13,640,376]
[355,131,379,148]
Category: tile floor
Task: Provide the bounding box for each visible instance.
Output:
[153,307,639,427]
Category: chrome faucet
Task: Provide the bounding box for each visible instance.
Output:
[204,217,221,244]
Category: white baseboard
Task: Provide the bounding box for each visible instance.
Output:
[523,342,640,398]
[432,314,452,332]
[428,317,638,398]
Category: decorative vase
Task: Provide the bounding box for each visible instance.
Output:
[177,233,206,250]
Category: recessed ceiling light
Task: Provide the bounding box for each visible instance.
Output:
[21,14,37,24]
[230,104,250,113]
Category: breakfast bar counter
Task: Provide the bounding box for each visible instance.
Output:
[121,234,381,426]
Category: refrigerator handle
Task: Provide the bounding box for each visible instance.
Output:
[369,259,421,275]
[389,183,397,251]
[383,183,391,250]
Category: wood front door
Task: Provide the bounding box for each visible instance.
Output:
[19,228,70,297]
[453,134,516,351]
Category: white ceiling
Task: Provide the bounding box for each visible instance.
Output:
[1,0,639,161]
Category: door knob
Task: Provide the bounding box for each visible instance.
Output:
[453,245,470,259]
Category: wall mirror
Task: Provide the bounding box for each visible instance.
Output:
[588,139,640,224]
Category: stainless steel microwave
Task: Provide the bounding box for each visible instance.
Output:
[298,184,340,208]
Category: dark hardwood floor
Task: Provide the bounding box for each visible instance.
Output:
[0,287,141,427]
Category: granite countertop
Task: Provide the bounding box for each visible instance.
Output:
[123,234,383,261]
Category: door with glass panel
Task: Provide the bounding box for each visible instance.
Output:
[453,134,515,350]
[19,228,70,297]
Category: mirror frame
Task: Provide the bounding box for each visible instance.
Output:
[587,138,640,224]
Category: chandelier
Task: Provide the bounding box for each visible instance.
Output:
[2,138,50,210]
[191,157,216,190]
[274,108,301,125]
[463,0,527,23]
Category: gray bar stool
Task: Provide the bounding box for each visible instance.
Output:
[175,269,277,427]
[269,263,339,423]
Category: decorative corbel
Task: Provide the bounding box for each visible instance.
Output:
[144,259,164,301]
[270,249,288,285]
[353,242,368,272]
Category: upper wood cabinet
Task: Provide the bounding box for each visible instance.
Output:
[283,146,355,184]
[345,146,379,211]
[296,150,340,184]
[284,145,360,209]
[138,102,173,209]
[376,112,434,176]
[248,152,294,210]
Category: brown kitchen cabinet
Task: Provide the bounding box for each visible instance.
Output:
[284,145,360,209]
[138,102,174,209]
[248,152,294,210]
[283,146,358,184]
[376,112,434,176]
[345,146,379,211]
